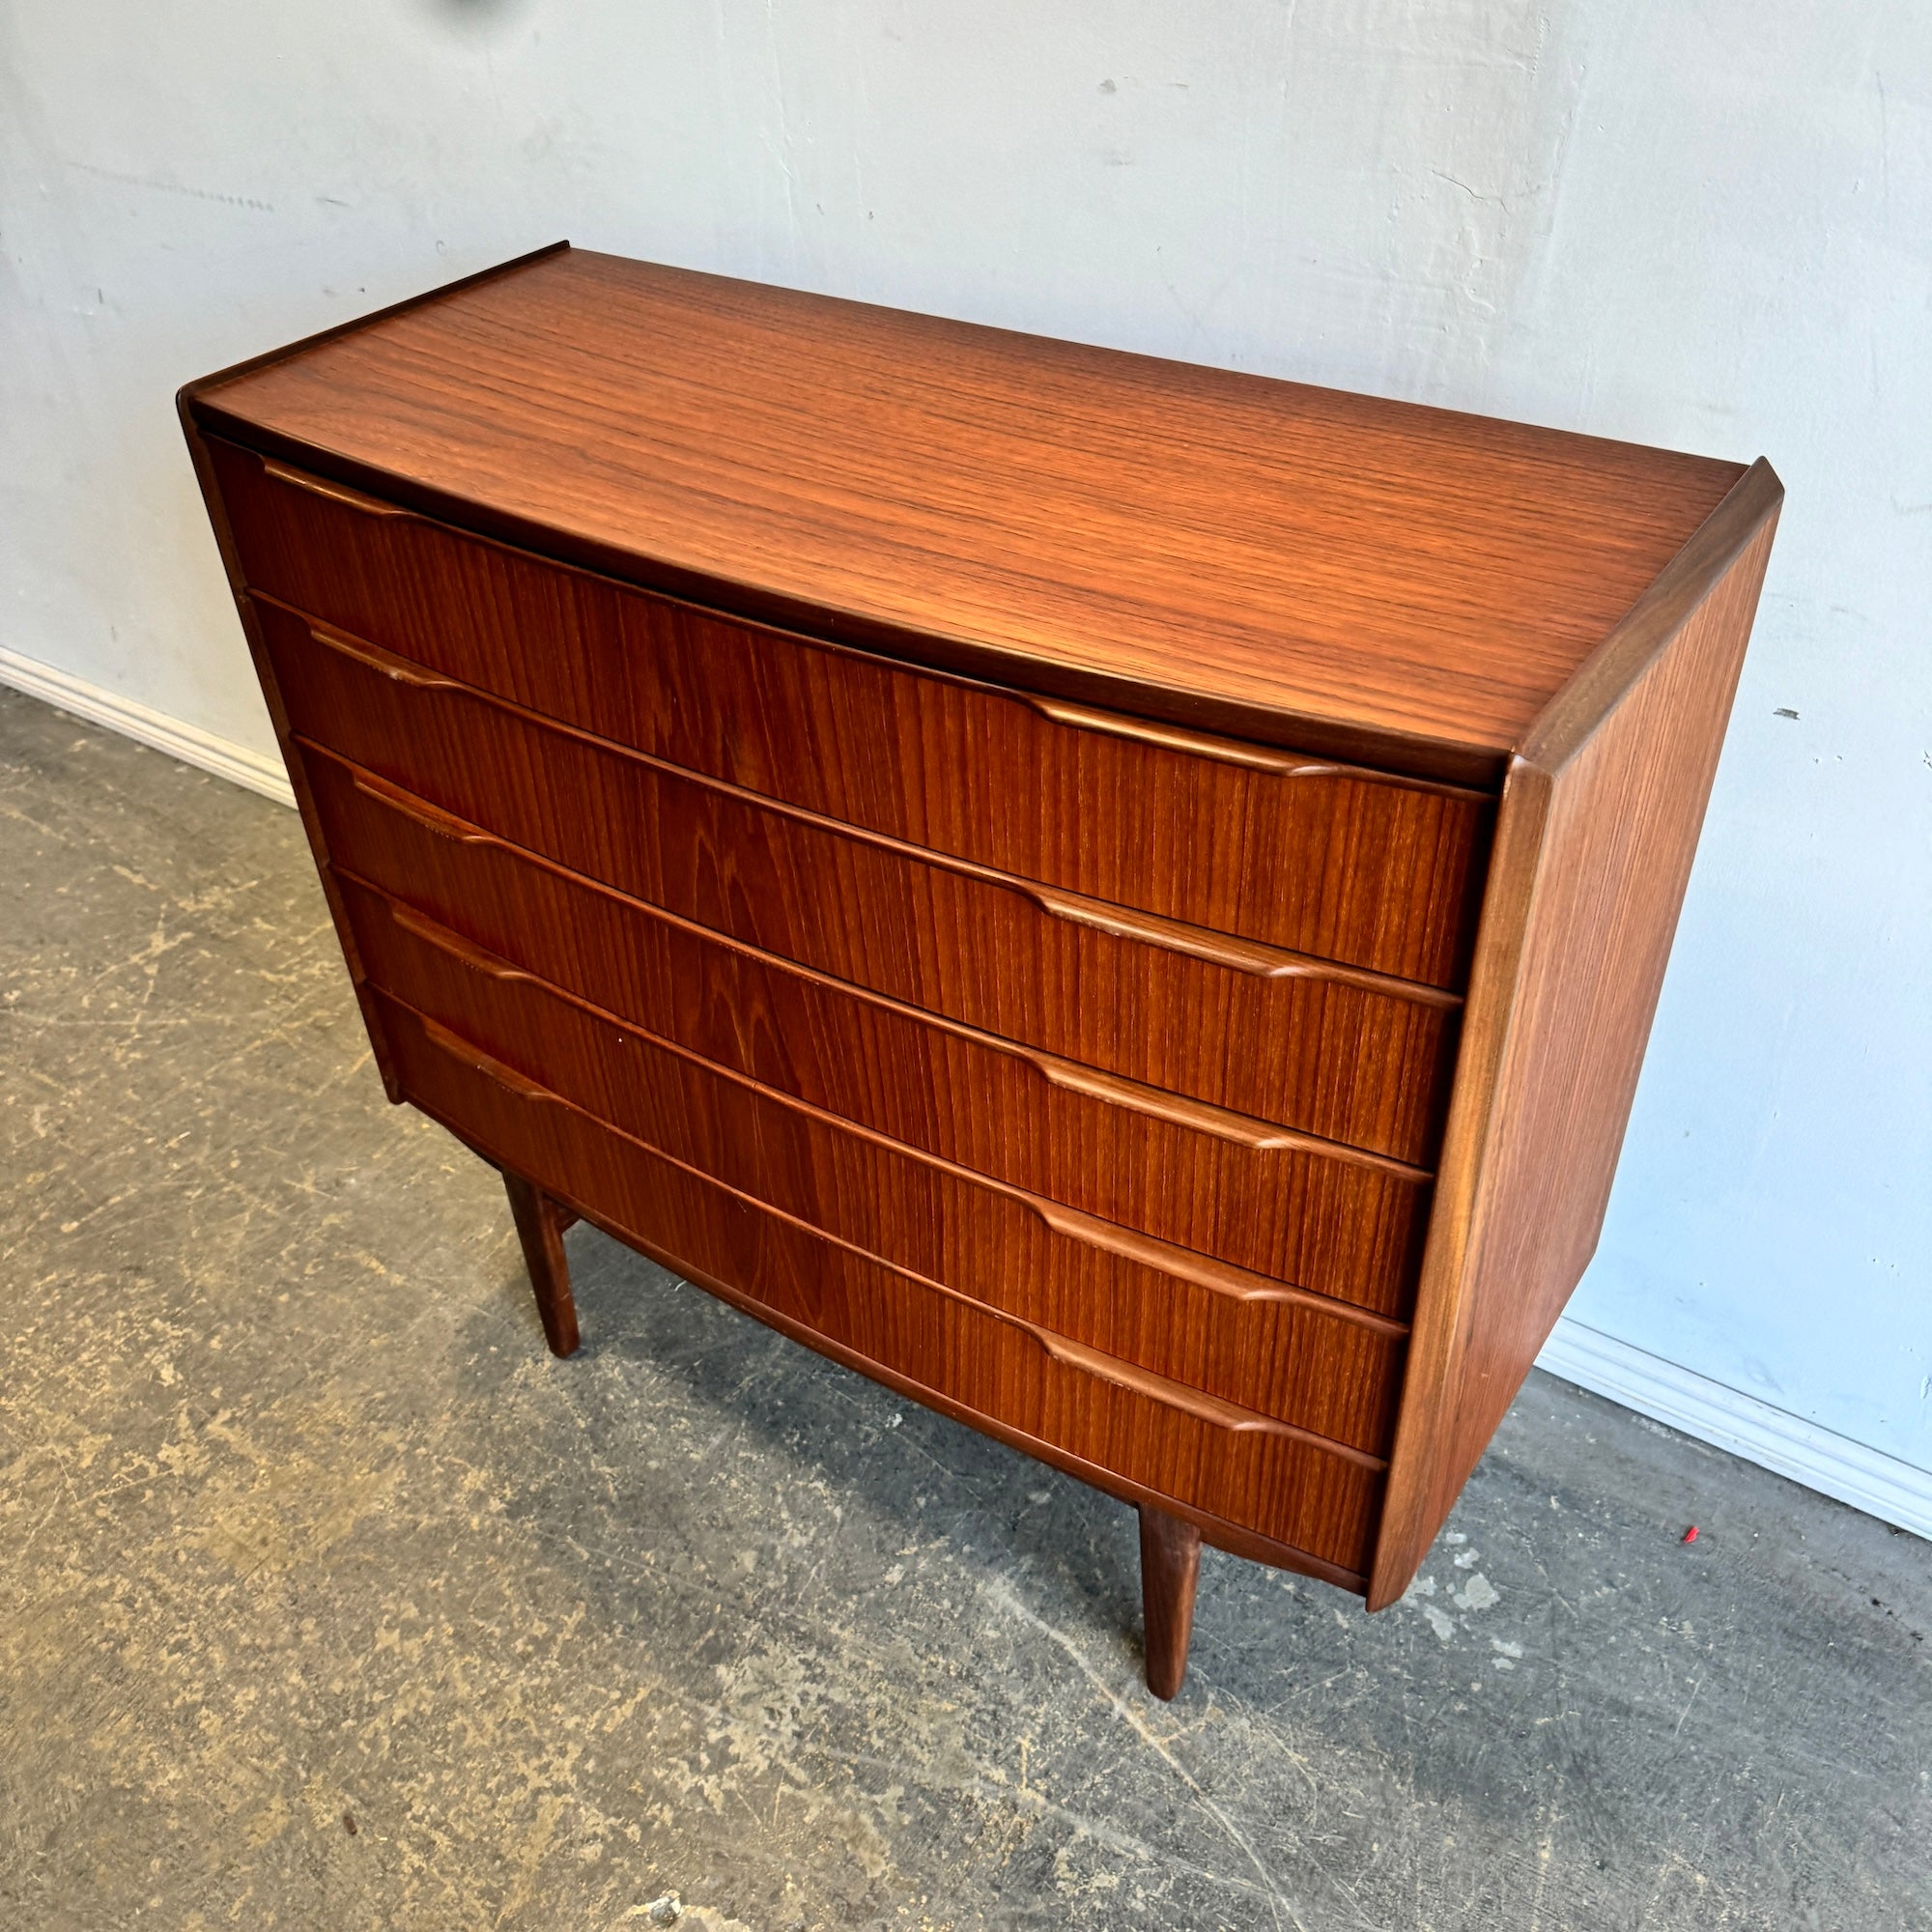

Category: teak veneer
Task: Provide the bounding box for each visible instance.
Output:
[182,242,1779,1697]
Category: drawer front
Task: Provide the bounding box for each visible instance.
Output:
[319,776,1428,1316]
[349,910,1405,1449]
[378,994,1383,1576]
[213,437,1487,987]
[266,606,1459,1162]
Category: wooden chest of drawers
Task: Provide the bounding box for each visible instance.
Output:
[182,243,1778,1696]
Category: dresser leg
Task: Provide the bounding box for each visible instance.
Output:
[1139,1505,1202,1700]
[503,1170,581,1357]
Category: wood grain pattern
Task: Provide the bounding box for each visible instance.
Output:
[380,993,1385,1577]
[503,1170,580,1358]
[262,606,1460,1162]
[185,247,1745,784]
[342,884,1406,1450]
[179,246,1782,1682]
[210,438,1489,987]
[1139,1507,1204,1702]
[326,817,1430,1317]
[1368,463,1781,1606]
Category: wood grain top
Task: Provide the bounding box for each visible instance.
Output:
[188,244,1751,783]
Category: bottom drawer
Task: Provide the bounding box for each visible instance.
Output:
[379,995,1383,1579]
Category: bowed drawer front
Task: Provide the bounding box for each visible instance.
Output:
[339,881,1407,1450]
[256,598,1461,1164]
[181,242,1778,1698]
[316,768,1432,1316]
[377,992,1386,1579]
[208,436,1491,988]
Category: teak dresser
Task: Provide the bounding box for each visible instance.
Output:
[181,243,1779,1698]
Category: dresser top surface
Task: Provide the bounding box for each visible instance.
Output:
[191,244,1752,783]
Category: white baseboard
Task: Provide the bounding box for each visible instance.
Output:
[1539,1317,1932,1542]
[0,644,296,810]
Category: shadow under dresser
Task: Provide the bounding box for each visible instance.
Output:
[181,242,1780,1698]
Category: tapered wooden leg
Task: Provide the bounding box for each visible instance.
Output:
[1139,1505,1202,1700]
[503,1170,581,1357]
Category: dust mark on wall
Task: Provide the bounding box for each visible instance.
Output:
[65,160,273,213]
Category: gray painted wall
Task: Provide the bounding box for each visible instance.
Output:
[5,2,1927,1484]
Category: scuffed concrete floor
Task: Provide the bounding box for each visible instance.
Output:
[2,685,1928,1932]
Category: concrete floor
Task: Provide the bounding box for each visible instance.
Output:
[1,684,1927,1932]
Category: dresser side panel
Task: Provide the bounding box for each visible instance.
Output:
[1368,509,1777,1607]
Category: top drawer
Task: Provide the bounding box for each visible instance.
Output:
[209,439,1489,989]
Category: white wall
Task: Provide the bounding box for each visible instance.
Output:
[6,2,1928,1511]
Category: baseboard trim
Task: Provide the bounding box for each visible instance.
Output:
[0,645,296,810]
[1539,1317,1932,1542]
